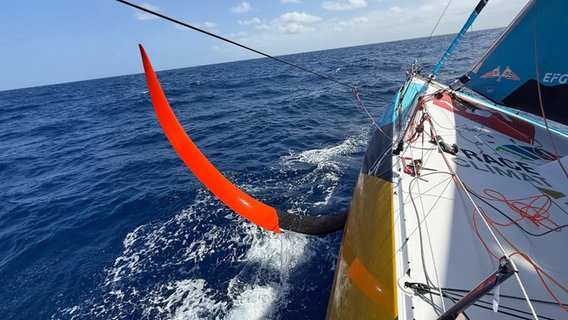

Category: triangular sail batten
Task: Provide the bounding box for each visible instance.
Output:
[465,0,568,125]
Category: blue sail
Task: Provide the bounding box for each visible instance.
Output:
[465,0,568,124]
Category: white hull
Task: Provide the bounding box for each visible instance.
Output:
[395,74,568,319]
[328,73,568,319]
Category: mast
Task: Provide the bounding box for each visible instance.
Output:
[432,0,489,76]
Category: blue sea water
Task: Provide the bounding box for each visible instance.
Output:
[0,29,500,319]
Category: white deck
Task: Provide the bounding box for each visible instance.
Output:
[393,76,568,319]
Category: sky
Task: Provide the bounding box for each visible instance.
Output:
[0,0,530,91]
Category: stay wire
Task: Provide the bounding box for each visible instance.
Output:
[417,0,453,62]
[116,0,357,92]
[406,115,447,312]
[426,107,540,319]
[465,185,568,237]
[408,282,557,320]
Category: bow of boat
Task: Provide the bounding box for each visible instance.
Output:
[327,72,568,319]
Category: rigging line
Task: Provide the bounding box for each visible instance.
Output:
[465,185,567,237]
[443,287,568,307]
[467,188,568,312]
[510,251,568,314]
[481,189,558,231]
[531,2,568,179]
[368,84,436,176]
[404,173,455,258]
[116,0,357,92]
[426,108,540,319]
[411,283,556,320]
[353,89,390,139]
[432,0,489,75]
[410,170,451,312]
[427,109,505,256]
[442,291,553,320]
[417,0,453,62]
[409,114,448,313]
[368,147,394,177]
[362,172,454,289]
[482,210,568,298]
[414,282,566,319]
[432,135,540,320]
[452,94,539,146]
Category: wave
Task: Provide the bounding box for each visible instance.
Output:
[58,187,316,319]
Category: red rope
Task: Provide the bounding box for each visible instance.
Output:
[472,188,567,313]
[472,207,500,260]
[477,189,561,232]
[509,251,568,314]
[352,89,395,142]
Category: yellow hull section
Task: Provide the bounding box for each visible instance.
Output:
[326,173,397,320]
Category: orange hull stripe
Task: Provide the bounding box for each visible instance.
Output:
[348,257,394,312]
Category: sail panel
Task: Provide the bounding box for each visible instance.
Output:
[465,0,568,124]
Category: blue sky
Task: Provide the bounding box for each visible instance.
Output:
[0,0,529,91]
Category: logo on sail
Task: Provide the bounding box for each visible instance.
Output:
[480,66,520,81]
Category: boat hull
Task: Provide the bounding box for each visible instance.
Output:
[327,73,568,319]
[326,173,397,319]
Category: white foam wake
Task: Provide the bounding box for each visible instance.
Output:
[57,127,367,319]
[278,132,367,208]
[58,189,314,319]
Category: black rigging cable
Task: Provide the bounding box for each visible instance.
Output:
[116,0,357,92]
[416,0,453,64]
[406,282,559,320]
[464,184,568,237]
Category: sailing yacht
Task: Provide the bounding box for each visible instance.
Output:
[327,1,568,318]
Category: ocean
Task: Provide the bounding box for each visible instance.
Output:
[0,29,501,319]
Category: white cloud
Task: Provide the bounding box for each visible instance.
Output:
[333,16,369,31]
[274,12,322,34]
[282,0,302,3]
[255,24,272,31]
[183,21,218,32]
[239,17,263,25]
[239,12,321,35]
[280,12,321,23]
[232,2,251,13]
[322,0,367,11]
[228,31,249,39]
[135,3,160,20]
[279,23,310,34]
[226,0,529,60]
[203,22,218,29]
